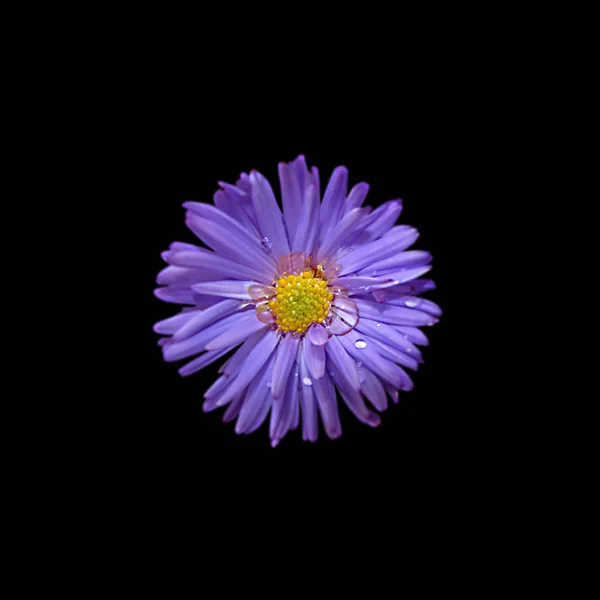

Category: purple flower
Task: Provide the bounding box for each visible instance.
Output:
[154,155,441,446]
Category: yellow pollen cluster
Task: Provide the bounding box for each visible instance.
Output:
[269,270,333,333]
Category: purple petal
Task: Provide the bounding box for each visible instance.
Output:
[325,336,361,391]
[219,328,269,376]
[278,162,302,244]
[338,330,409,390]
[329,363,381,428]
[337,226,419,276]
[271,335,300,400]
[204,375,229,400]
[173,299,243,341]
[163,311,252,362]
[218,181,260,232]
[363,336,419,371]
[162,248,269,283]
[354,200,403,244]
[222,394,245,423]
[213,188,257,235]
[355,318,423,362]
[316,207,369,263]
[205,313,266,351]
[249,170,290,259]
[184,201,267,255]
[292,178,320,255]
[383,266,433,285]
[186,213,275,275]
[395,326,429,346]
[319,166,348,243]
[354,298,437,326]
[154,286,196,305]
[177,347,233,377]
[156,266,216,285]
[303,335,326,379]
[153,309,201,335]
[307,323,329,346]
[360,251,432,277]
[215,328,280,407]
[384,296,442,317]
[359,367,388,411]
[299,345,318,441]
[312,371,342,439]
[191,280,257,300]
[334,276,400,296]
[235,353,275,434]
[270,366,299,444]
[344,182,369,213]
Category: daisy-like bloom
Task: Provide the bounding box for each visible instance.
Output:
[154,155,441,446]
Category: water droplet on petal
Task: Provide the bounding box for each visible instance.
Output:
[405,299,420,308]
[261,237,271,250]
[302,376,312,386]
[266,381,272,388]
[375,323,381,327]
[354,339,367,349]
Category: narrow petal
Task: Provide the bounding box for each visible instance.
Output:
[299,344,318,441]
[271,335,300,400]
[312,371,342,439]
[344,182,369,213]
[235,353,275,434]
[359,367,388,411]
[204,375,229,400]
[222,394,245,423]
[215,328,280,407]
[184,201,269,257]
[219,328,268,376]
[154,286,196,305]
[303,336,326,379]
[355,318,423,362]
[383,265,433,285]
[338,330,409,390]
[337,226,419,276]
[384,296,442,317]
[363,336,420,371]
[153,309,201,335]
[354,200,403,244]
[292,179,319,255]
[270,367,299,446]
[329,362,381,427]
[334,276,399,296]
[325,336,360,391]
[359,251,432,277]
[162,248,269,283]
[395,326,430,346]
[156,266,215,285]
[354,298,438,326]
[186,213,275,275]
[307,323,328,346]
[319,166,348,242]
[205,313,266,351]
[163,311,251,362]
[278,162,302,244]
[173,299,243,341]
[177,347,233,377]
[249,170,290,259]
[191,280,257,300]
[316,207,369,263]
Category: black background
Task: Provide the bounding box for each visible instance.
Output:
[127,67,489,459]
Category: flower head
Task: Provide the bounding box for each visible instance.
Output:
[154,155,441,446]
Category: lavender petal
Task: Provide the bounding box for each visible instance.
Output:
[271,335,300,400]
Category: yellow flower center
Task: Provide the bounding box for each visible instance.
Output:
[268,269,333,333]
